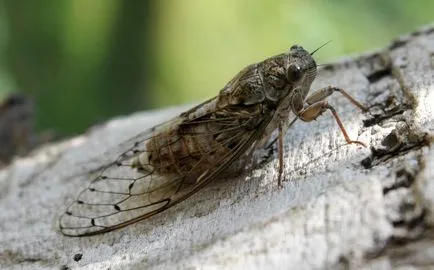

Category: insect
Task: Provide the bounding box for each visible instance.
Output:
[59,44,367,236]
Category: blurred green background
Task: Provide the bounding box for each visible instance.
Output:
[0,0,432,136]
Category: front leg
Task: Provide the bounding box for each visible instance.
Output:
[305,86,367,112]
[292,86,367,146]
[273,86,367,188]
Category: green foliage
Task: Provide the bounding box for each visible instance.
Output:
[0,0,432,135]
[153,0,434,107]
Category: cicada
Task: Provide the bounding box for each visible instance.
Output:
[59,45,367,236]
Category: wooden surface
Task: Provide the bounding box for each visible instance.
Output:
[0,24,433,270]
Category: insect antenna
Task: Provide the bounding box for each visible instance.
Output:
[310,40,332,56]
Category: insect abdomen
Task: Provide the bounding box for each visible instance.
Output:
[138,126,231,182]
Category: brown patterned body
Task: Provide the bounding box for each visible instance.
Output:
[59,44,367,236]
[142,101,266,182]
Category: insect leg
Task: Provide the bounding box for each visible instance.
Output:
[277,121,284,188]
[291,85,367,146]
[296,100,366,147]
[305,86,368,112]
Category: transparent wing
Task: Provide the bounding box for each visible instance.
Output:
[59,102,273,236]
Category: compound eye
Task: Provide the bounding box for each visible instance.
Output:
[287,64,301,82]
